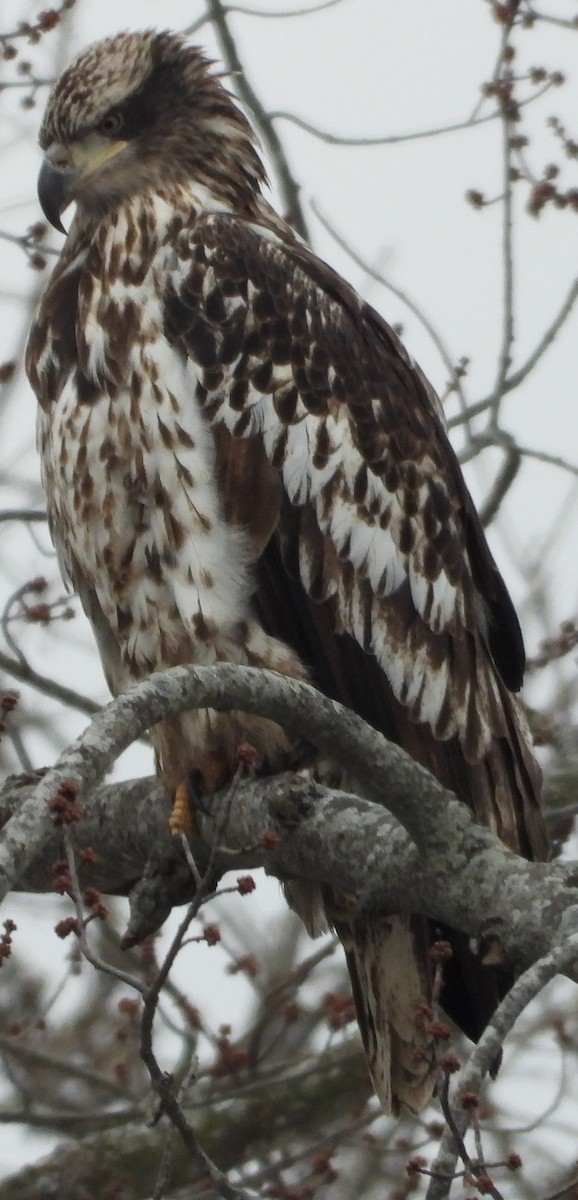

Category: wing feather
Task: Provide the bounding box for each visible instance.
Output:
[164,210,547,864]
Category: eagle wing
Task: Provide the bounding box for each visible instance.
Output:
[163,211,545,853]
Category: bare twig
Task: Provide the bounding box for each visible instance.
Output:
[63,827,146,994]
[0,1106,140,1133]
[488,24,517,423]
[0,509,46,524]
[310,199,468,413]
[479,443,522,526]
[269,81,558,147]
[503,274,578,394]
[0,1029,133,1101]
[511,445,578,479]
[138,896,254,1200]
[524,9,578,31]
[426,932,578,1200]
[0,646,100,716]
[212,0,348,16]
[205,0,309,239]
[270,106,508,147]
[60,758,259,1197]
[1,581,39,670]
[0,2,73,45]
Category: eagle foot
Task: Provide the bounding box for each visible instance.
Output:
[169,780,198,839]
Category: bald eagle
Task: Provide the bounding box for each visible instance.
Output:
[26,30,548,1114]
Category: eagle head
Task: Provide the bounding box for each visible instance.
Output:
[37,29,267,231]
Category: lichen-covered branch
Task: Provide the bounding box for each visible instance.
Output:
[0,662,487,904]
[0,664,577,985]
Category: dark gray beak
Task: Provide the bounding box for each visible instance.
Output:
[38,159,77,234]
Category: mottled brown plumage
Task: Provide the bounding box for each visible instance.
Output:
[27,29,549,1114]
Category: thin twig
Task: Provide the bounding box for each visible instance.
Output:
[205,0,309,240]
[448,269,578,430]
[479,443,522,526]
[61,830,250,1195]
[525,9,578,30]
[270,106,506,146]
[311,199,467,413]
[213,0,348,16]
[0,1105,140,1132]
[6,725,34,773]
[63,827,146,993]
[137,772,255,1197]
[0,1,72,44]
[512,445,578,478]
[504,275,578,394]
[183,0,349,38]
[268,90,556,148]
[426,931,578,1199]
[1,581,37,670]
[0,1029,131,1099]
[0,647,100,716]
[0,509,47,524]
[436,1074,480,1184]
[489,26,517,423]
[140,905,256,1200]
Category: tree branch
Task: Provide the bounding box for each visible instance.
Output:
[426,932,578,1200]
[0,1041,370,1200]
[204,0,309,239]
[0,663,473,904]
[0,647,101,717]
[0,664,577,983]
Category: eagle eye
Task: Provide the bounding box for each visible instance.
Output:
[97,110,124,137]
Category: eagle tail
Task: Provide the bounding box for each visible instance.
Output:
[284,880,436,1114]
[341,914,436,1115]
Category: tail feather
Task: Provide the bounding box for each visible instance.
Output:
[341,914,436,1115]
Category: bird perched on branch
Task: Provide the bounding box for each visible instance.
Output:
[27,29,549,1115]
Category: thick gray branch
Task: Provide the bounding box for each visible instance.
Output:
[0,663,481,909]
[0,773,173,895]
[0,684,577,981]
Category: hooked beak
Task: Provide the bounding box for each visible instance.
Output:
[37,137,129,234]
[37,159,77,234]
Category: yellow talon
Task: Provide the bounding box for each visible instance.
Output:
[169,780,196,838]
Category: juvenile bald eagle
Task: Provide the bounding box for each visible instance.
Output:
[26,30,548,1115]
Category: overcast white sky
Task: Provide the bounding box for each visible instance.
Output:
[0,0,577,1190]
